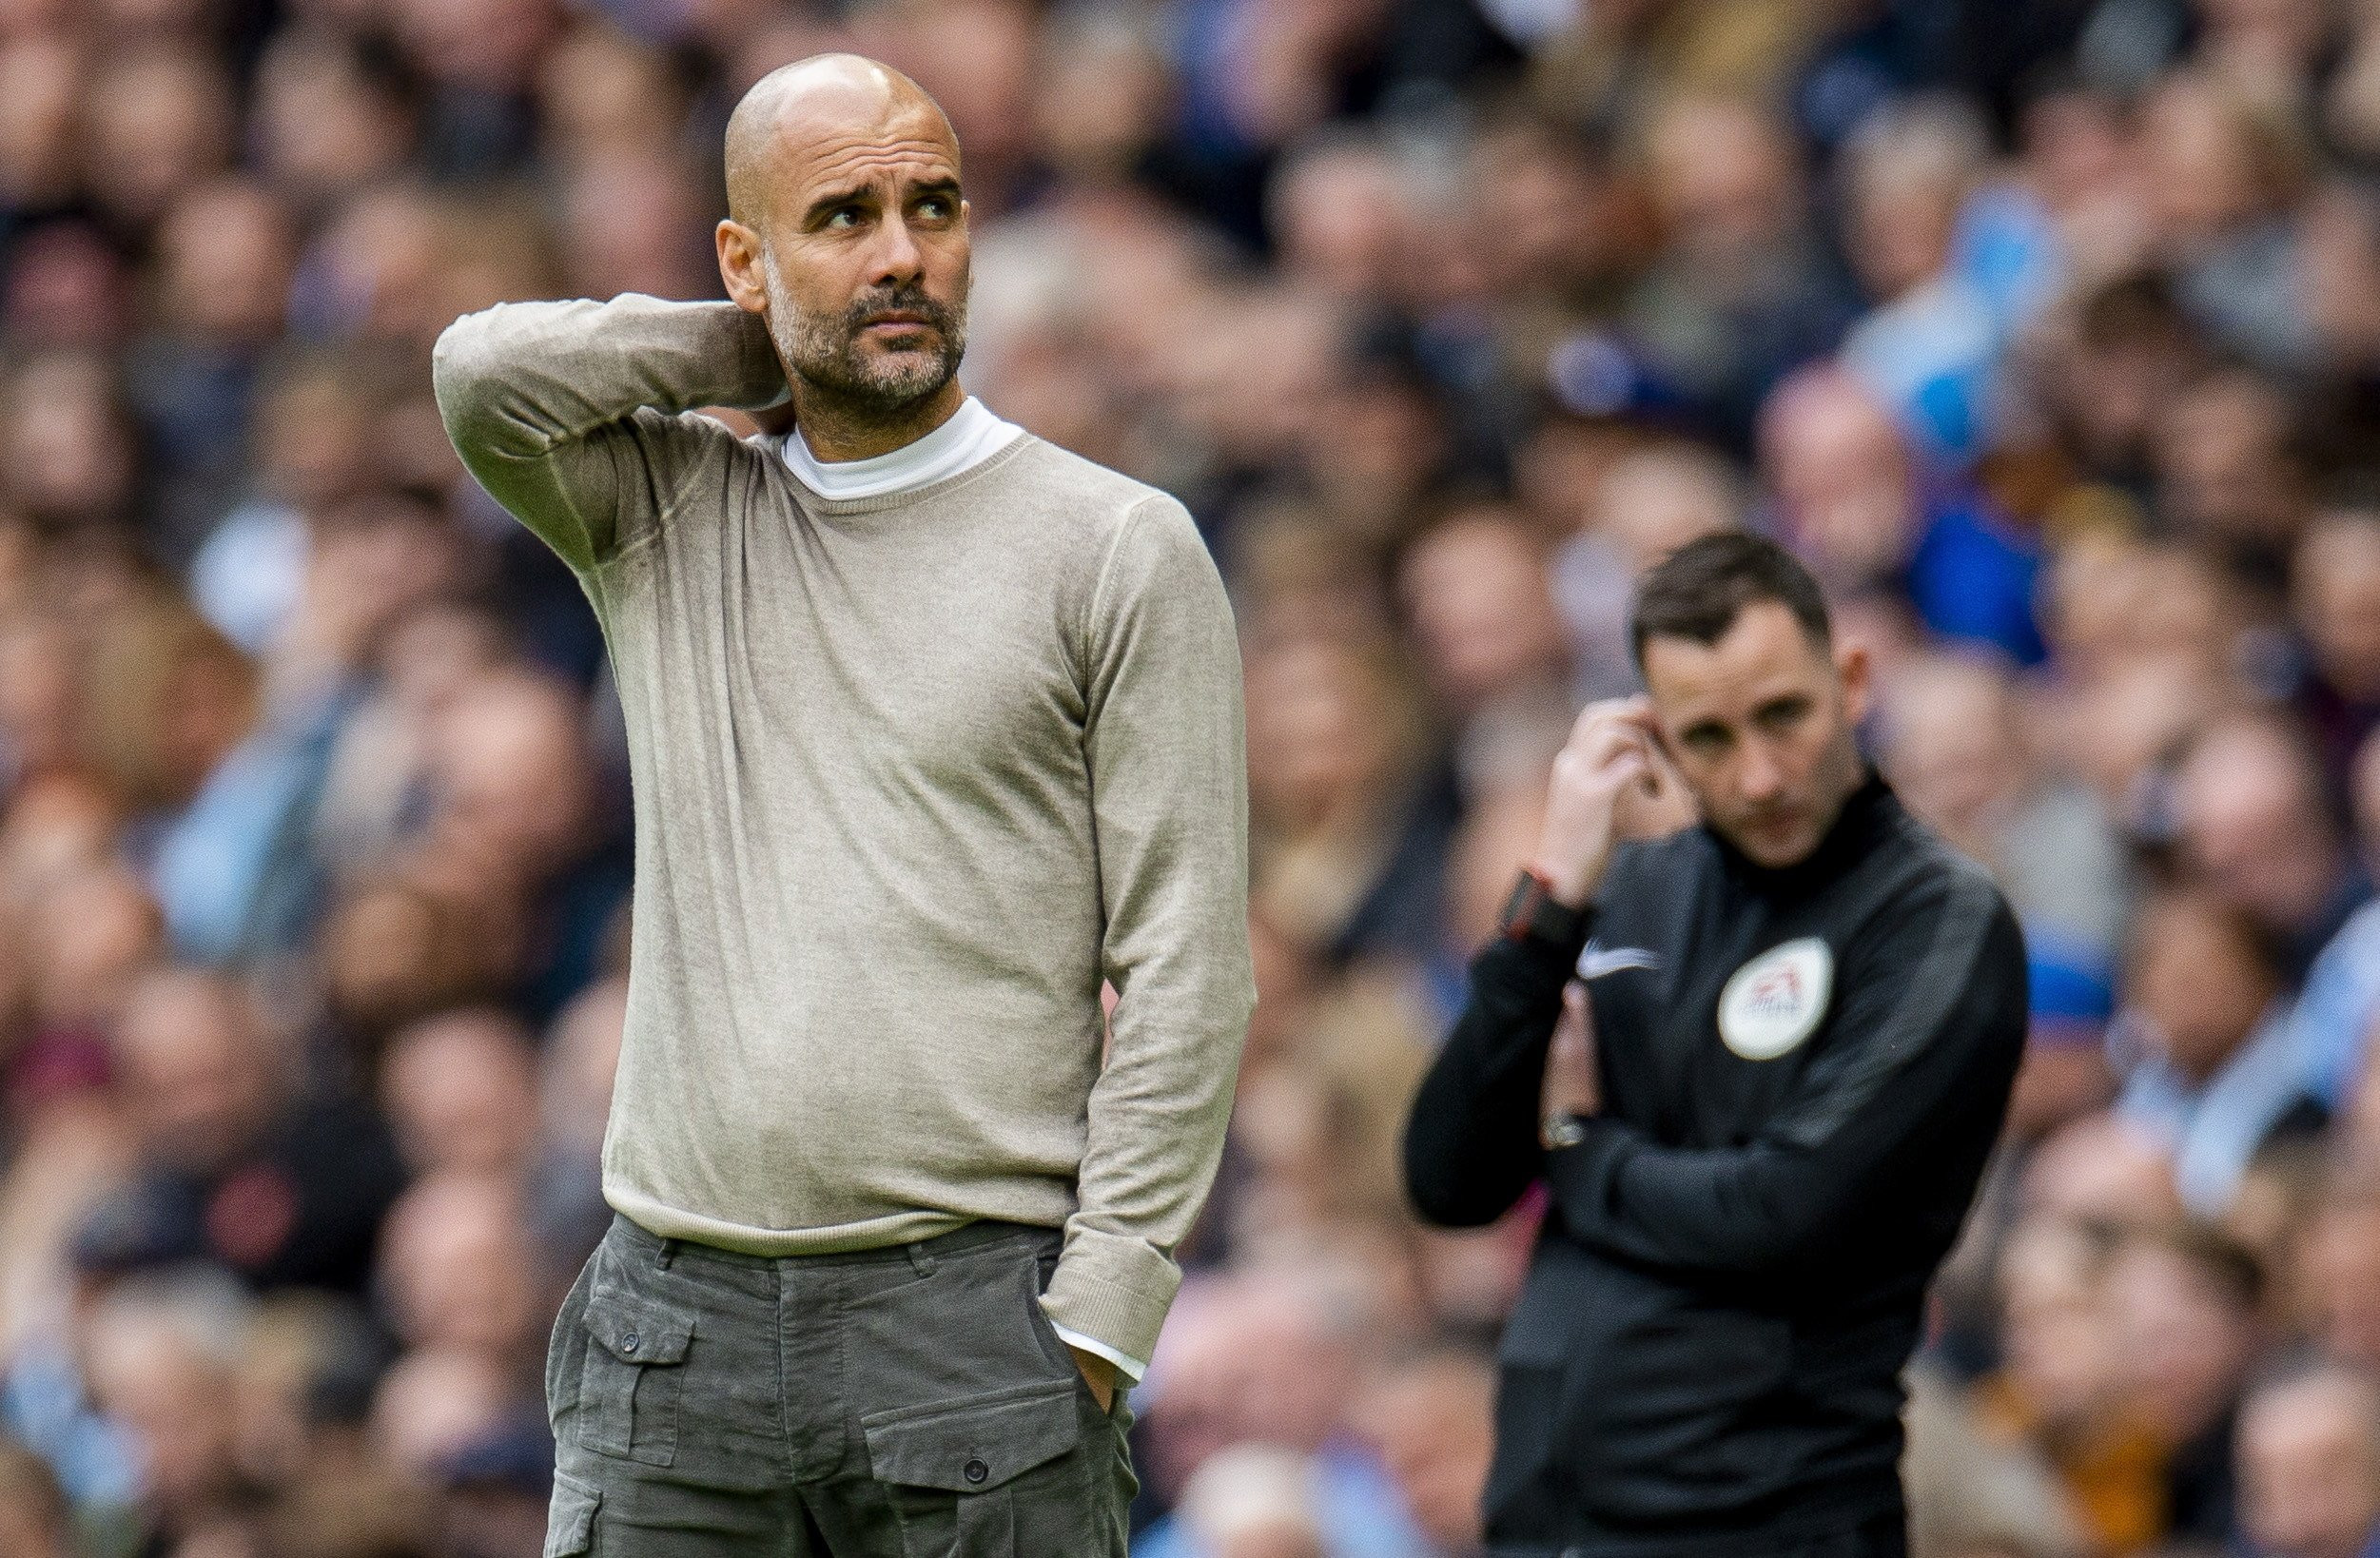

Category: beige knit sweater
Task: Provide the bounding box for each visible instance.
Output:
[432,293,1255,1366]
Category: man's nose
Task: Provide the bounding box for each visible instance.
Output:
[868,214,925,287]
[1738,744,1785,803]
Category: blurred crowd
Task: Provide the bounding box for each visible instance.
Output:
[5,0,2380,1553]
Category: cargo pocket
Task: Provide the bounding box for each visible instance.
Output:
[863,1379,1083,1557]
[578,1288,695,1466]
[544,1469,600,1557]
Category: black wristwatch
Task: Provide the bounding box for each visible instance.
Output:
[1498,867,1588,946]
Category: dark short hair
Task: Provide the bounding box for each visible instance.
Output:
[1629,531,1831,667]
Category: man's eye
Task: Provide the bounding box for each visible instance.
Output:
[918,196,952,219]
[827,207,861,228]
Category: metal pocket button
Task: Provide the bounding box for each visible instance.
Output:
[963,1458,988,1485]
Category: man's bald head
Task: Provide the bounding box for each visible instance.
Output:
[723,53,959,230]
[714,50,973,454]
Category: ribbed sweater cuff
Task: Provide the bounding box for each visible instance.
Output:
[1038,1228,1180,1369]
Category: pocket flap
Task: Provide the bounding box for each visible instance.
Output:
[544,1469,600,1557]
[862,1380,1081,1493]
[581,1288,694,1365]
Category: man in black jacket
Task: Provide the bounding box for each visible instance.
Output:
[1402,533,2027,1558]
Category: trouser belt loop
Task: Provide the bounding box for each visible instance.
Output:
[906,1241,936,1277]
[656,1237,678,1271]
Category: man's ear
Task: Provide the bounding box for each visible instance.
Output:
[716,220,768,314]
[1836,638,1872,726]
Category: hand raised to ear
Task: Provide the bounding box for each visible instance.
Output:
[1614,704,1697,842]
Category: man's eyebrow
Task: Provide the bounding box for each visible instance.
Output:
[800,174,965,226]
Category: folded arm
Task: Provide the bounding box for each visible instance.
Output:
[430,294,787,572]
[1546,873,2025,1282]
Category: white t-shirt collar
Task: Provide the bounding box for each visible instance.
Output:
[778,395,1024,500]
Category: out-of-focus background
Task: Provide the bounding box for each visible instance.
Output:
[2,0,2380,1554]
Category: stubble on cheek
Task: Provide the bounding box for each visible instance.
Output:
[758,247,964,408]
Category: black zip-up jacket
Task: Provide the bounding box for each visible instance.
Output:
[1403,774,2026,1555]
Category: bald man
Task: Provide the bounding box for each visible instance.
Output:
[433,55,1254,1556]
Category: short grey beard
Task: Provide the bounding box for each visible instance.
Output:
[762,251,966,417]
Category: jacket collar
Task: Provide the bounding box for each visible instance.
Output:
[1705,766,1902,901]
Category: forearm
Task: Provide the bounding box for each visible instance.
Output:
[431,295,785,568]
[1549,888,2023,1280]
[1049,492,1254,1366]
[1041,1003,1249,1370]
[1402,928,1585,1227]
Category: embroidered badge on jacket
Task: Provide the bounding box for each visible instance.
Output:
[1717,937,1833,1060]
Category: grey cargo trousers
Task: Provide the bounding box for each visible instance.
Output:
[543,1212,1139,1556]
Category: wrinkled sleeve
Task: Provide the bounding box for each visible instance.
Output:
[1038,495,1256,1369]
[431,294,786,572]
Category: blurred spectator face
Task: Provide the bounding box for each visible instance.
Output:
[2020,1113,2183,1228]
[715,62,971,427]
[0,615,79,784]
[1354,1349,1495,1551]
[2121,888,2281,1081]
[2237,1369,2380,1558]
[1396,509,1568,714]
[2174,714,2342,936]
[2044,280,2205,480]
[1468,121,1622,299]
[288,493,461,678]
[2302,185,2380,369]
[368,1345,518,1477]
[423,670,593,886]
[2102,1230,2261,1443]
[321,876,499,1039]
[247,358,379,514]
[29,864,162,1029]
[4,222,131,352]
[251,29,419,211]
[537,24,687,165]
[1996,1217,2118,1429]
[1841,98,1985,302]
[1269,139,1417,302]
[1588,444,1738,570]
[0,1442,70,1558]
[1644,96,1801,271]
[83,1274,253,1529]
[1028,17,1169,185]
[2,353,137,529]
[393,0,557,93]
[380,1009,537,1177]
[1638,600,1871,869]
[2295,513,2380,703]
[81,50,234,230]
[2155,369,2306,558]
[1175,1443,1328,1558]
[154,181,296,350]
[2139,73,2301,249]
[540,974,624,1153]
[1758,370,1916,591]
[377,1174,540,1359]
[84,594,259,811]
[1244,634,1410,832]
[561,151,712,302]
[0,33,81,210]
[2299,1191,2380,1371]
[1143,1273,1363,1503]
[112,968,280,1175]
[1879,654,2023,859]
[302,184,451,346]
